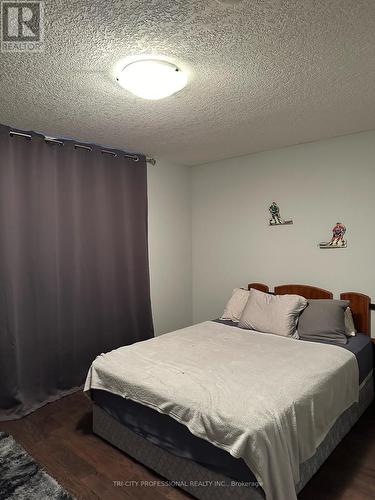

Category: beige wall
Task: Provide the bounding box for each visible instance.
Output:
[148,159,192,335]
[192,130,375,337]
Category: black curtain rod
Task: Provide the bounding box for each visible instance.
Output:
[9,130,156,166]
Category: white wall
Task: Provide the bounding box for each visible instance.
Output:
[148,159,192,335]
[192,130,375,336]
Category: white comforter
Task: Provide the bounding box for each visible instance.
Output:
[84,321,359,500]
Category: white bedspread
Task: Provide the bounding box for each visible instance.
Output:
[84,321,359,500]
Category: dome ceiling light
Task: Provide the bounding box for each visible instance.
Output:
[116,59,188,100]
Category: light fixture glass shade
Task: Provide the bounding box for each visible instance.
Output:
[117,59,188,100]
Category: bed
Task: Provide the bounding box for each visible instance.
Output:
[84,283,373,500]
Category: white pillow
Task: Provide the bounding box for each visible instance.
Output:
[344,307,356,336]
[220,288,250,322]
[238,288,307,338]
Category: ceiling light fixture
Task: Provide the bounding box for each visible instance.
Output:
[116,59,188,100]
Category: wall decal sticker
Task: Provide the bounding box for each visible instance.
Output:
[269,202,293,226]
[319,222,347,249]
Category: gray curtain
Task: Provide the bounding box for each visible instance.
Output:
[0,124,154,420]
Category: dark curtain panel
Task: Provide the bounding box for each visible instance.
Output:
[0,124,154,420]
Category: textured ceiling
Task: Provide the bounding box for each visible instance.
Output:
[0,0,374,165]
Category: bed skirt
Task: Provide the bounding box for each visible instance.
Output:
[92,373,373,500]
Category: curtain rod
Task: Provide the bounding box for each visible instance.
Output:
[8,130,156,166]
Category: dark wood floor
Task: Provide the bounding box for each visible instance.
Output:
[1,392,374,500]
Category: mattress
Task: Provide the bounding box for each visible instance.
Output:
[93,377,373,500]
[91,323,373,488]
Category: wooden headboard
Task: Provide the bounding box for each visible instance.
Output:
[247,283,371,336]
[275,284,333,300]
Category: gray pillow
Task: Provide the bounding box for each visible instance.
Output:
[298,299,349,345]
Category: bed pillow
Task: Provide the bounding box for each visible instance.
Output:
[297,299,349,345]
[220,288,250,322]
[344,307,357,337]
[238,288,307,337]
